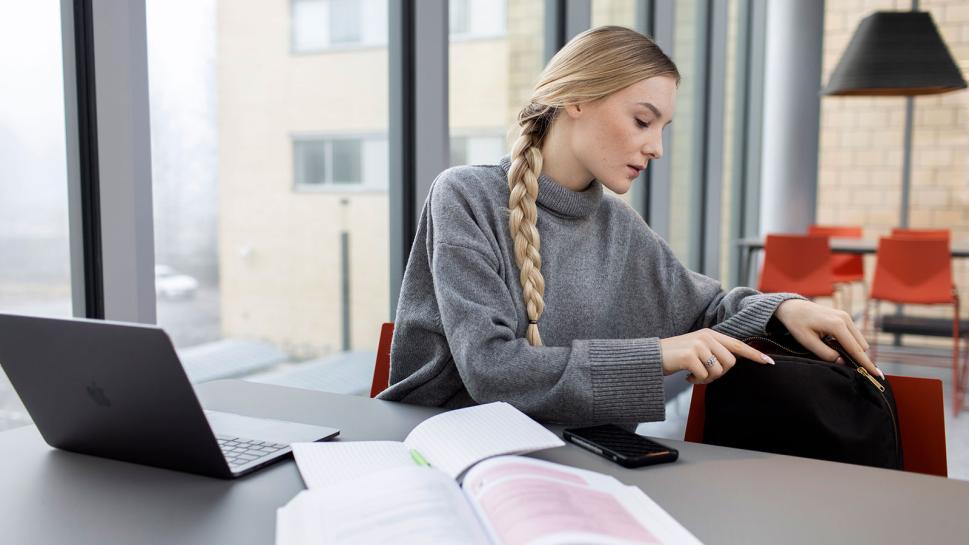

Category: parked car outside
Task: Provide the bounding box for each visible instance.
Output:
[155,264,199,300]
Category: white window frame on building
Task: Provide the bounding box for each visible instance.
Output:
[290,0,388,53]
[448,131,506,167]
[292,134,388,192]
[448,0,506,41]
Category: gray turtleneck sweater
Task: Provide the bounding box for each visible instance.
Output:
[378,156,801,426]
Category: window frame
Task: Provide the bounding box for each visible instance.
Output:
[291,133,388,193]
[69,0,772,322]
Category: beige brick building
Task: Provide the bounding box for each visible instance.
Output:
[218,0,542,357]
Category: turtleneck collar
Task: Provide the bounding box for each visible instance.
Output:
[498,155,603,219]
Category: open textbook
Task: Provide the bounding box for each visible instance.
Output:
[280,402,702,544]
[277,456,703,545]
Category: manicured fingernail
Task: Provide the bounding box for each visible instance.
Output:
[835,357,845,364]
[877,368,885,380]
[761,354,775,365]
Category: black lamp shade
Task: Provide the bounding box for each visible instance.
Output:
[824,11,967,96]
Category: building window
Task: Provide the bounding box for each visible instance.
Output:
[291,0,387,52]
[328,0,360,45]
[330,139,362,184]
[449,0,506,39]
[449,134,505,167]
[449,0,470,35]
[294,136,387,189]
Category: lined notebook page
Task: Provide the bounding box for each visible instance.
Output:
[403,402,564,479]
[291,441,414,489]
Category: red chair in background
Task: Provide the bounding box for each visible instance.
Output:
[890,228,950,241]
[685,377,948,477]
[370,322,394,398]
[865,236,967,415]
[808,225,865,311]
[757,234,835,298]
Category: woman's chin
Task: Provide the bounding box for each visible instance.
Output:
[602,179,632,195]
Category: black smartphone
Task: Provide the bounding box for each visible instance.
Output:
[563,424,679,468]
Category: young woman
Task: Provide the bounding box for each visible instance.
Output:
[378,26,877,426]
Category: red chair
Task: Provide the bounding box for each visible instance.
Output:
[370,322,394,398]
[808,225,865,282]
[864,236,967,415]
[757,234,835,298]
[891,228,950,241]
[809,225,865,312]
[685,377,948,477]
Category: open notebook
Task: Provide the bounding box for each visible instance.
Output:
[291,402,565,484]
[277,456,703,545]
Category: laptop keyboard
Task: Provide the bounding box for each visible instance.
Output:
[217,435,289,467]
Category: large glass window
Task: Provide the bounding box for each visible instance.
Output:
[147,0,389,396]
[448,0,540,167]
[667,0,702,269]
[0,0,70,431]
[591,1,645,208]
[720,0,741,284]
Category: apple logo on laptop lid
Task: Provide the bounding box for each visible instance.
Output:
[86,381,112,407]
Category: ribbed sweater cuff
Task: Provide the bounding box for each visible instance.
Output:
[714,292,805,339]
[588,337,665,423]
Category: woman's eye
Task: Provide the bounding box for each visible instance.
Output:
[635,118,650,129]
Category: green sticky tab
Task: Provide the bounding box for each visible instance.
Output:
[410,449,431,467]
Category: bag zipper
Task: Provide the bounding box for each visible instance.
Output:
[856,367,885,392]
[741,335,811,356]
[858,367,899,460]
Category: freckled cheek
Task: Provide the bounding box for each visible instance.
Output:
[597,119,631,166]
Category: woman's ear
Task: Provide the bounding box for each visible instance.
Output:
[563,103,584,119]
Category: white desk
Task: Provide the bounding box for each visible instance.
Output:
[1,379,968,544]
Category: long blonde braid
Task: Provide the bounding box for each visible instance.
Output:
[506,26,678,347]
[508,104,555,346]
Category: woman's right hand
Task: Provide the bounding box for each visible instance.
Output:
[659,329,775,385]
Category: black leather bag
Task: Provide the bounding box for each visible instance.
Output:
[703,332,903,470]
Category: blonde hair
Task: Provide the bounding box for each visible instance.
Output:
[508,26,679,347]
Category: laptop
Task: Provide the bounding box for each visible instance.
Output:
[0,313,339,478]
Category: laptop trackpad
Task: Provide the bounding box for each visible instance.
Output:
[204,410,339,445]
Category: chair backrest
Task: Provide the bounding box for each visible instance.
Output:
[890,227,950,241]
[370,322,394,398]
[758,234,834,297]
[870,236,953,304]
[684,384,707,444]
[684,376,947,476]
[808,224,863,239]
[807,225,864,281]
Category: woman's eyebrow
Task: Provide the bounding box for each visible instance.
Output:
[637,101,673,126]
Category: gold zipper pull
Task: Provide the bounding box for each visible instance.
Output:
[857,367,885,392]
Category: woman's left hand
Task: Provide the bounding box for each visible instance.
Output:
[773,299,883,379]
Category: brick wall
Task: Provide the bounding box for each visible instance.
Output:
[818,0,969,323]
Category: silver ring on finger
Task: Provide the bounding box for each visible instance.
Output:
[704,355,719,369]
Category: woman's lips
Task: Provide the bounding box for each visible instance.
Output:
[627,165,641,177]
